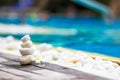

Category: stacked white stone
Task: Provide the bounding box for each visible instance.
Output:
[19,35,34,65]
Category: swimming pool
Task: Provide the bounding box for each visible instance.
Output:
[0,17,120,58]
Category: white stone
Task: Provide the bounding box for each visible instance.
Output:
[111,63,119,68]
[21,40,32,48]
[38,43,53,51]
[116,67,120,75]
[21,35,30,42]
[19,55,33,65]
[19,48,34,56]
[102,63,115,72]
[76,62,82,67]
[93,65,106,71]
[95,57,103,61]
[5,36,14,42]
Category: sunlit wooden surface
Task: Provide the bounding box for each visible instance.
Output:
[0,52,109,80]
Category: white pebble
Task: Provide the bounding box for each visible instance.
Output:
[103,63,115,72]
[38,43,53,51]
[21,35,30,42]
[83,63,93,69]
[95,57,103,61]
[5,36,14,42]
[19,48,34,56]
[21,40,32,48]
[116,67,120,75]
[19,55,33,65]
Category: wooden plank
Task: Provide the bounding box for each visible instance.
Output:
[1,61,76,80]
[0,70,26,80]
[0,52,19,61]
[0,57,76,80]
[0,64,54,80]
[0,53,109,80]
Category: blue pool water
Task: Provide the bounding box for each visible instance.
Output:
[0,16,120,58]
[1,33,120,58]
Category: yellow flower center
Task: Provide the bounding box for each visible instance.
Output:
[35,57,41,61]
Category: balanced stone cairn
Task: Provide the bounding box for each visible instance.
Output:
[19,35,35,65]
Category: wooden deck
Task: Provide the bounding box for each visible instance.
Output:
[0,52,110,80]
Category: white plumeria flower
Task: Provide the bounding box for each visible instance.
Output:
[31,55,42,64]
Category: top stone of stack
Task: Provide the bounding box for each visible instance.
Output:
[21,35,31,42]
